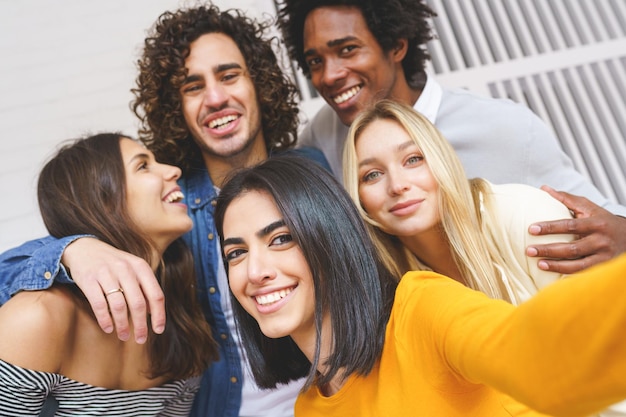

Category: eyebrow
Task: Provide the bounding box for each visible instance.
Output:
[128,152,151,165]
[222,219,286,247]
[304,36,358,57]
[182,63,244,85]
[357,140,416,168]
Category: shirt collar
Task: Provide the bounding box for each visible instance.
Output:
[180,165,218,210]
[414,72,443,124]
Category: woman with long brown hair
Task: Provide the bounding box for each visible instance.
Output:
[0,133,217,415]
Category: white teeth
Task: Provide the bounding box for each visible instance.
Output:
[164,191,184,203]
[255,287,293,306]
[333,86,361,104]
[208,115,238,129]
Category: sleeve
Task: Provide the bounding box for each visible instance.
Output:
[398,253,626,417]
[0,359,60,415]
[0,235,88,304]
[487,183,574,292]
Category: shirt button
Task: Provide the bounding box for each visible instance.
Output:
[211,200,217,207]
[44,271,52,280]
[207,233,214,240]
[230,376,238,384]
[209,287,217,294]
[220,333,228,340]
[195,198,201,204]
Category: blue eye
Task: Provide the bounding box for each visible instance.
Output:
[362,171,382,183]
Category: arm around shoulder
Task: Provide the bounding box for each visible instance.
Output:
[0,235,91,304]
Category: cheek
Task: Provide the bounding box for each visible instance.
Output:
[358,187,382,214]
[181,98,198,124]
[227,266,248,300]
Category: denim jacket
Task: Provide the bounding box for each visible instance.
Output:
[0,147,329,417]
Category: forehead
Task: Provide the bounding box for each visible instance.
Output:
[357,118,414,149]
[303,5,377,48]
[119,137,144,159]
[185,32,247,71]
[223,190,282,236]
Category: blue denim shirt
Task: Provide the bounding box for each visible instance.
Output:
[0,147,329,417]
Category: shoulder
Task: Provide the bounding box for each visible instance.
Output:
[280,147,331,172]
[0,286,76,372]
[300,105,344,142]
[487,182,572,224]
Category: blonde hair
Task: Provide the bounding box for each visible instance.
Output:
[343,100,519,303]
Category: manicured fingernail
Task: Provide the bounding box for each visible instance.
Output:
[538,260,549,270]
[529,225,541,234]
[526,247,538,256]
[136,335,147,344]
[155,325,165,334]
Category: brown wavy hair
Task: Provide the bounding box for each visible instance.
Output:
[132,5,299,173]
[276,0,436,89]
[38,133,218,380]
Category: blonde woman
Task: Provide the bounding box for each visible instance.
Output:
[344,99,626,416]
[344,100,579,303]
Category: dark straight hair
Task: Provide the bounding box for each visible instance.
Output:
[214,156,397,390]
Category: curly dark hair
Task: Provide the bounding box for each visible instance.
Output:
[276,0,436,89]
[132,5,299,173]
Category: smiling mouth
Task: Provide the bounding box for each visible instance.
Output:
[208,114,239,130]
[255,287,294,306]
[164,190,184,203]
[333,85,361,104]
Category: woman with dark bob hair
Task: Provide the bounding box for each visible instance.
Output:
[215,155,626,417]
[0,133,217,415]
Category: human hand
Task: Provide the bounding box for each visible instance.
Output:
[526,186,626,274]
[62,237,165,343]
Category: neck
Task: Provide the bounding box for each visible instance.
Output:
[203,138,268,188]
[291,313,346,396]
[400,226,464,283]
[388,71,425,108]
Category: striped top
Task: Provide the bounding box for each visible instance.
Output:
[0,359,200,416]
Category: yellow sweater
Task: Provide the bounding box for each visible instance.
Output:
[295,254,626,417]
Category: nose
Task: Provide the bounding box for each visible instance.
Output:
[161,163,182,182]
[388,170,410,196]
[247,249,276,285]
[202,82,228,109]
[320,57,347,87]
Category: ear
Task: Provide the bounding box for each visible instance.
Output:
[391,39,408,63]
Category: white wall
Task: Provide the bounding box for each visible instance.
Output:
[2,0,624,253]
[0,0,274,252]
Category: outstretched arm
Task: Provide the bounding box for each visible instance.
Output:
[61,237,165,343]
[526,186,626,274]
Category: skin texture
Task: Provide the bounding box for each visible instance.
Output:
[356,118,440,239]
[302,6,416,126]
[180,33,266,187]
[222,190,318,360]
[121,139,192,256]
